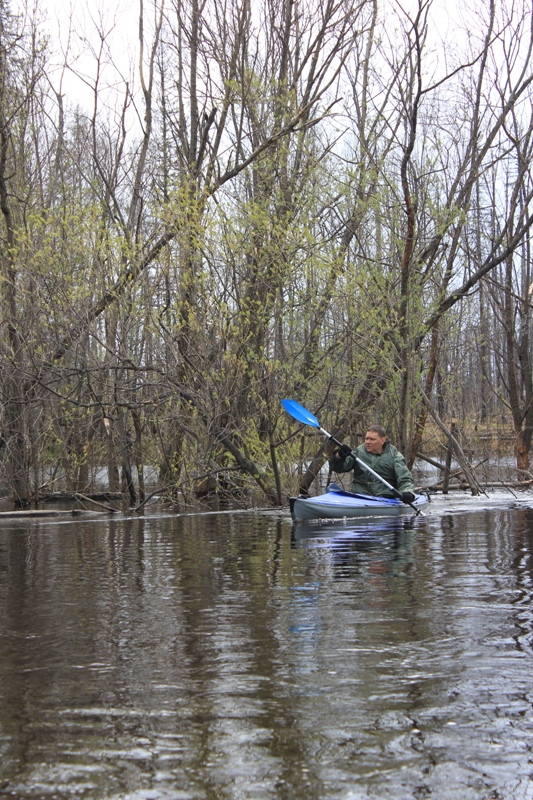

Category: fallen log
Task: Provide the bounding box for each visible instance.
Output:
[416,452,448,471]
[73,492,118,513]
[40,491,124,502]
[0,509,106,518]
[419,396,483,495]
[424,480,533,491]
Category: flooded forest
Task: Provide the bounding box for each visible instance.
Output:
[1,0,533,508]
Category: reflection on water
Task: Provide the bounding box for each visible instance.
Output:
[0,507,532,799]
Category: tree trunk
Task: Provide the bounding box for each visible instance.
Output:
[408,322,439,469]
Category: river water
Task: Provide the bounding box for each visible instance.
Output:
[0,496,532,800]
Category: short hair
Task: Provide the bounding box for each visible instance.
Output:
[366,424,387,438]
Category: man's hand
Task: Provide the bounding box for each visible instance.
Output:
[335,443,352,458]
[400,491,415,504]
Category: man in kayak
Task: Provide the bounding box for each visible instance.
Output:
[329,425,415,503]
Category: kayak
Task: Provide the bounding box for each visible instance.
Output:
[290,483,429,522]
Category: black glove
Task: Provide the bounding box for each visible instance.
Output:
[335,443,352,458]
[400,491,415,504]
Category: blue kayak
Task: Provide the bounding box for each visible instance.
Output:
[290,483,429,522]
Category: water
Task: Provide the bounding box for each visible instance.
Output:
[0,499,532,799]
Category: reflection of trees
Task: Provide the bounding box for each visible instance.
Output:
[436,509,533,654]
[1,506,533,794]
[0,516,322,793]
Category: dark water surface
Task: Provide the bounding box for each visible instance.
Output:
[0,505,532,799]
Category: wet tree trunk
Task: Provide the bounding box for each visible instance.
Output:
[131,406,145,504]
[117,406,136,505]
[0,49,30,506]
[407,322,440,469]
[504,243,533,474]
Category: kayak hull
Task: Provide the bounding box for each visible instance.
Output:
[290,485,428,522]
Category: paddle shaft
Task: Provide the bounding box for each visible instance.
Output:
[318,426,422,516]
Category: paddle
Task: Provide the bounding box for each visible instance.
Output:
[281,398,423,516]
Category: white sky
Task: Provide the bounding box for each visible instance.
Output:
[28,0,522,117]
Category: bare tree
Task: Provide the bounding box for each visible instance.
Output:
[0,2,47,505]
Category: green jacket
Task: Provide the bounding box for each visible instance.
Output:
[330,441,414,497]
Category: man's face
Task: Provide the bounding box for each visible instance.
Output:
[364,430,386,454]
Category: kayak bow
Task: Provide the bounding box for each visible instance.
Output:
[290,484,429,522]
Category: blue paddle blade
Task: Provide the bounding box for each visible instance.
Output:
[282,399,320,428]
